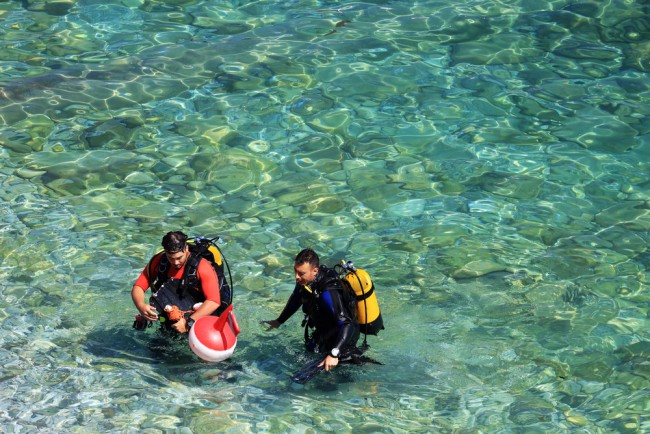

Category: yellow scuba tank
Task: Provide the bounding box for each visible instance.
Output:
[341,261,384,336]
[206,243,223,266]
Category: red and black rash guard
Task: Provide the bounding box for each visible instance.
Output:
[135,253,221,305]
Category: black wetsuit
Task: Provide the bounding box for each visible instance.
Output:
[276,266,360,356]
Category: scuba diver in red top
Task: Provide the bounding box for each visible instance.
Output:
[131,231,221,334]
[262,248,360,373]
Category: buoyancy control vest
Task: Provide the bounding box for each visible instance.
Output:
[301,266,360,352]
[148,236,232,322]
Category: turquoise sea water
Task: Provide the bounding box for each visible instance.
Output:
[1,0,649,432]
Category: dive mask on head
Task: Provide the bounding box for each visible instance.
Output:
[164,241,186,254]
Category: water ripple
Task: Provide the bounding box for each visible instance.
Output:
[1,0,649,432]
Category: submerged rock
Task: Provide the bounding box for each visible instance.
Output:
[451,259,508,279]
[595,201,650,231]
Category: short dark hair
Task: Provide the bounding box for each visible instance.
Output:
[162,231,188,253]
[295,248,319,268]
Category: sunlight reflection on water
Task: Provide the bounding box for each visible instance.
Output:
[1,0,649,432]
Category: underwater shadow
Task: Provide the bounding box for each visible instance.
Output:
[84,324,199,366]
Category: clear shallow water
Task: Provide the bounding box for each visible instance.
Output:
[1,0,649,431]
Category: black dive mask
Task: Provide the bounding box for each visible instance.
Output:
[164,241,186,254]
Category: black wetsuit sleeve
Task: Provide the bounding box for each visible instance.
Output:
[276,285,302,325]
[323,289,356,351]
[332,325,354,352]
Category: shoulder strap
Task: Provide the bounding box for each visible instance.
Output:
[181,250,202,292]
[150,252,168,293]
[320,265,344,290]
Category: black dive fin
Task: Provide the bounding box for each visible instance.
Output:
[290,355,383,384]
[291,358,325,384]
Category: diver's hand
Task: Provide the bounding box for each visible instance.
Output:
[261,319,280,331]
[319,355,339,372]
[139,305,159,321]
[172,317,189,334]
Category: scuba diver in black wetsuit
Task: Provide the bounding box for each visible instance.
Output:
[262,248,360,373]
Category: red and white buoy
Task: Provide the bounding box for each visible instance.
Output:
[189,304,240,362]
